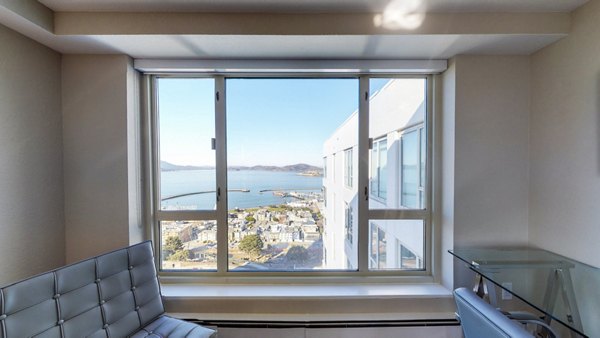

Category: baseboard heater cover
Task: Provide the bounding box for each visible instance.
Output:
[185,318,459,329]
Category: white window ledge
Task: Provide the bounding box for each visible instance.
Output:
[161,283,452,299]
[161,283,456,321]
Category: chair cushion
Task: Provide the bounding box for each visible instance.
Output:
[130,315,216,338]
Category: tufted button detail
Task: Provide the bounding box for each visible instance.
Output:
[95,278,101,283]
[103,324,109,329]
[100,300,106,305]
[128,265,134,270]
[135,306,140,311]
[0,314,7,321]
[57,319,64,325]
[53,294,60,299]
[131,286,136,291]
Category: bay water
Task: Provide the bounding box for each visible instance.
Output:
[160,170,322,210]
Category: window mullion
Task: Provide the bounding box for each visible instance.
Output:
[147,75,160,267]
[215,76,228,275]
[357,76,370,273]
[425,75,434,275]
[156,210,217,221]
[368,209,429,220]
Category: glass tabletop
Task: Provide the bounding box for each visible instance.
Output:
[449,247,600,338]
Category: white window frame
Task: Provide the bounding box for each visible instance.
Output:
[142,73,434,282]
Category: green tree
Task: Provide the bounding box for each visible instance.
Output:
[239,234,264,256]
[245,215,256,223]
[170,249,191,261]
[286,246,309,265]
[164,236,184,258]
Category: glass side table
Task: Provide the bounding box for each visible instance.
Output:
[450,247,599,338]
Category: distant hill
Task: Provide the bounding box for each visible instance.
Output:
[161,161,322,174]
[234,164,321,173]
[160,161,213,171]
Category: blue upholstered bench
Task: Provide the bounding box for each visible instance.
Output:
[0,241,216,338]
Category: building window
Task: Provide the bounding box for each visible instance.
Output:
[369,223,387,269]
[344,148,353,188]
[344,203,353,244]
[370,138,387,200]
[398,241,422,270]
[148,75,431,277]
[400,127,426,209]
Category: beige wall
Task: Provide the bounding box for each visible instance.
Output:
[453,55,531,248]
[439,55,531,288]
[62,54,143,263]
[438,60,456,289]
[0,24,64,285]
[530,0,600,269]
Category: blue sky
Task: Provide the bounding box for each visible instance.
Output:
[159,77,388,167]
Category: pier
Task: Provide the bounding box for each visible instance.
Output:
[162,189,249,201]
[258,188,319,193]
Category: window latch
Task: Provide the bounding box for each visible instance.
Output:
[211,138,216,150]
[368,138,373,150]
[217,187,221,202]
[364,186,368,201]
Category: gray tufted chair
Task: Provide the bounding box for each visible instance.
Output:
[0,241,216,338]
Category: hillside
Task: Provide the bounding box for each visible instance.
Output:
[161,161,322,174]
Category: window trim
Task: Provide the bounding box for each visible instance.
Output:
[142,73,435,281]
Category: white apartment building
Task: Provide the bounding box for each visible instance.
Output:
[322,79,427,270]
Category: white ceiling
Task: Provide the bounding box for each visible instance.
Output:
[0,0,585,59]
[53,34,561,59]
[38,0,587,13]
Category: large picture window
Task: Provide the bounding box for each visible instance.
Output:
[149,75,431,277]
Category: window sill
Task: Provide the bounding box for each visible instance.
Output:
[161,283,456,321]
[161,282,452,299]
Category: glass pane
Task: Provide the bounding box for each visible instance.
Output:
[370,146,379,196]
[344,148,353,188]
[160,220,217,270]
[369,219,424,270]
[401,130,418,208]
[378,140,387,199]
[420,128,426,208]
[369,78,426,209]
[158,78,216,211]
[226,78,358,271]
[344,203,353,244]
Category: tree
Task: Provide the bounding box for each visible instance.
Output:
[245,215,256,223]
[169,249,191,261]
[164,236,184,258]
[286,245,309,265]
[239,234,264,256]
